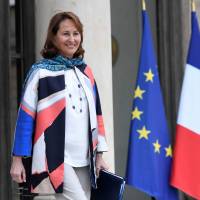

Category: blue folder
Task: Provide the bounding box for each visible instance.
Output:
[91,170,126,200]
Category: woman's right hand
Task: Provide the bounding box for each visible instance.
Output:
[10,156,26,183]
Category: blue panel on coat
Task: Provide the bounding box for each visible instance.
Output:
[44,108,65,172]
[13,108,35,156]
[38,75,65,100]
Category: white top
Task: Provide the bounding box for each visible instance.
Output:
[64,69,89,167]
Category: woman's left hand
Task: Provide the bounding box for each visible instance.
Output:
[95,153,109,177]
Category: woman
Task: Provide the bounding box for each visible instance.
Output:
[10,11,108,200]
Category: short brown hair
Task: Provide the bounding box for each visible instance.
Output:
[41,12,85,58]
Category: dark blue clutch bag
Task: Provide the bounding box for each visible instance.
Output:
[91,170,126,200]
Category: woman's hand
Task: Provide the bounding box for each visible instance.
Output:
[95,153,109,177]
[10,156,26,183]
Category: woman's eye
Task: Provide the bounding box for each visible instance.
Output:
[63,32,70,36]
[74,32,80,36]
[62,32,79,36]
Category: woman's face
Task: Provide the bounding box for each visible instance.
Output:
[54,19,81,58]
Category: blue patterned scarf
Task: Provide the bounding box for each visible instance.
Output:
[24,55,85,87]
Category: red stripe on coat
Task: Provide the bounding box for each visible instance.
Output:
[21,103,36,118]
[84,66,95,86]
[49,163,64,189]
[93,139,98,150]
[97,115,105,136]
[34,98,65,144]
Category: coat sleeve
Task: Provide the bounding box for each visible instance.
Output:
[94,81,109,152]
[12,69,39,156]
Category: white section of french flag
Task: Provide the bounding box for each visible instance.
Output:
[171,63,200,199]
[177,64,200,134]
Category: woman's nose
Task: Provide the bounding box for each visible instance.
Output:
[68,34,75,42]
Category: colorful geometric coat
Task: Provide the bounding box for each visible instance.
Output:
[12,60,108,194]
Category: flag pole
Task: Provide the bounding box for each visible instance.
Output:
[192,0,196,12]
[142,0,146,11]
[142,2,154,200]
[142,3,154,200]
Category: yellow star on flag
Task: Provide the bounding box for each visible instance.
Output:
[137,126,151,140]
[153,140,161,153]
[132,107,143,120]
[134,86,145,99]
[165,145,172,157]
[144,69,154,82]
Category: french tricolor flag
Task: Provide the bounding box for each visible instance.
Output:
[171,11,200,199]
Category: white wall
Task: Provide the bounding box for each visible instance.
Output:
[34,0,114,171]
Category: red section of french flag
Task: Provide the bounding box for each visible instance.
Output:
[171,124,200,199]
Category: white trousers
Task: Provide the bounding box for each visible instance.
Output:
[34,163,91,200]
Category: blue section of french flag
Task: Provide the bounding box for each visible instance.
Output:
[188,12,200,69]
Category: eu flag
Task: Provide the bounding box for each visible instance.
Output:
[125,10,178,200]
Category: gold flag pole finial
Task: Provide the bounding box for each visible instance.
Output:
[192,0,196,12]
[142,0,146,11]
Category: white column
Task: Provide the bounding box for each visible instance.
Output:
[35,0,115,171]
